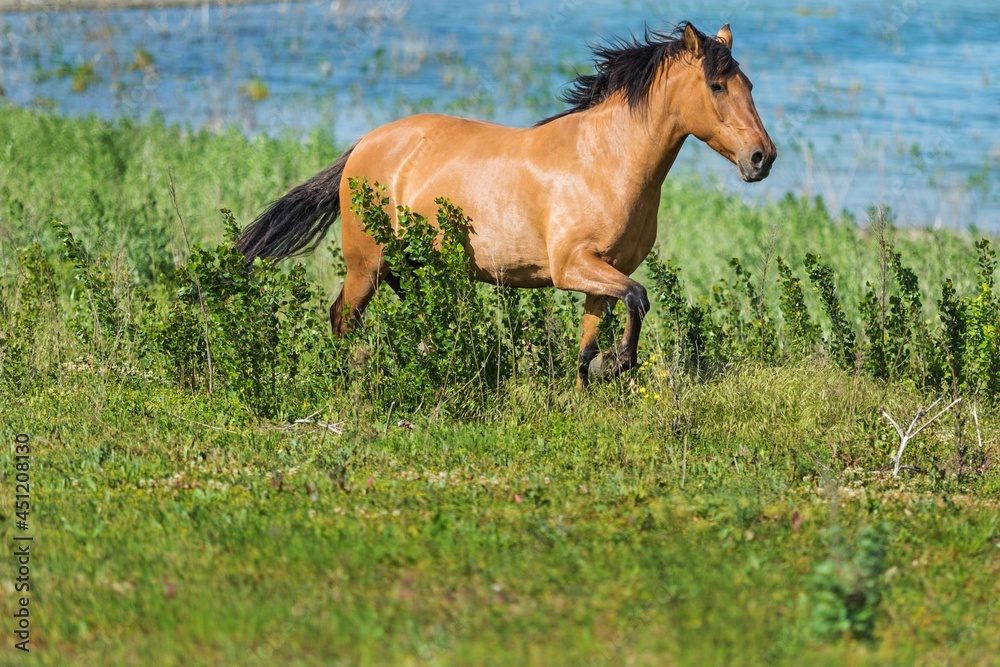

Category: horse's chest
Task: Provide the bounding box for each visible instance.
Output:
[606,201,659,274]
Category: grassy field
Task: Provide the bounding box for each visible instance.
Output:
[1,105,999,666]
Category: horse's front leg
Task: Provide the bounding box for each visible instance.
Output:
[556,253,649,387]
[586,283,648,384]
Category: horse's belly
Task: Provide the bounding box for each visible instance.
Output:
[463,216,553,287]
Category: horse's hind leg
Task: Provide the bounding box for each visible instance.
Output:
[330,264,383,335]
[576,294,604,390]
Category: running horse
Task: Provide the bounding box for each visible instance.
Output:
[236,22,776,389]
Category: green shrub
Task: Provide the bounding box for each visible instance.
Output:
[931,238,999,401]
[150,209,339,418]
[804,253,858,371]
[776,255,820,357]
[727,256,778,362]
[646,250,723,375]
[347,177,577,415]
[963,239,1000,397]
[647,236,1000,406]
[496,284,580,383]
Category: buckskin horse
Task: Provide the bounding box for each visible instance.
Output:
[236,22,776,389]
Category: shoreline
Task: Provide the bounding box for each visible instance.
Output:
[0,0,290,12]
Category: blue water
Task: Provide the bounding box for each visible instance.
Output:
[2,0,999,230]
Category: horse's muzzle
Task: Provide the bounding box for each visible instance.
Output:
[739,144,777,183]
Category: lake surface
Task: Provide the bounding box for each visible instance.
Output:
[2,0,999,230]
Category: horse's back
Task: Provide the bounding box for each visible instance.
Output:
[344,113,532,194]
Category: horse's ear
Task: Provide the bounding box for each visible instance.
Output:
[682,23,702,56]
[717,24,733,49]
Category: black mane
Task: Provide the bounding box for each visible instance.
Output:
[536,22,737,126]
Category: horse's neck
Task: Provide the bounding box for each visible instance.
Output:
[577,97,689,194]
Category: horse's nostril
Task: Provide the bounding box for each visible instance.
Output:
[751,150,764,167]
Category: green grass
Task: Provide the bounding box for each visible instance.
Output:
[3,367,998,665]
[1,106,999,666]
[0,107,341,286]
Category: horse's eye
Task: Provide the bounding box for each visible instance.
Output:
[710,82,725,94]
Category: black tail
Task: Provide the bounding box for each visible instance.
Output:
[236,143,357,263]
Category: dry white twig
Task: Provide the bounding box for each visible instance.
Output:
[293,419,347,435]
[384,401,396,435]
[292,415,345,435]
[881,397,962,477]
[972,403,983,452]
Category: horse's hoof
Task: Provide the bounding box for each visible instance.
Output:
[588,354,613,382]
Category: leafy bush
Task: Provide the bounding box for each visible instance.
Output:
[727,256,778,362]
[775,255,820,356]
[347,177,577,415]
[349,177,498,413]
[646,237,1000,407]
[496,284,580,383]
[35,182,585,420]
[646,250,723,375]
[151,209,339,418]
[961,239,1000,396]
[804,253,858,371]
[858,213,933,385]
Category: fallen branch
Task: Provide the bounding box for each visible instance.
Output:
[881,397,962,477]
[292,417,345,435]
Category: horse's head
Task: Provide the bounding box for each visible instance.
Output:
[672,23,776,182]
